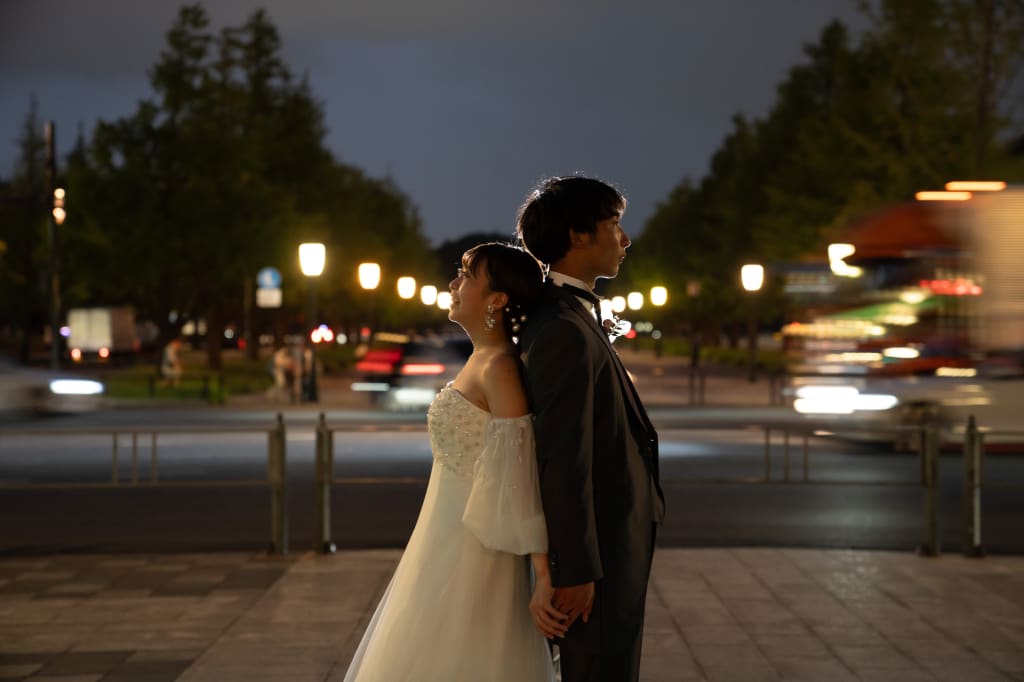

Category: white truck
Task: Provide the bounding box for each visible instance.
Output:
[67,306,138,361]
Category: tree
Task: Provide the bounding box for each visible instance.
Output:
[0,99,48,362]
[634,1,1024,343]
[69,5,435,368]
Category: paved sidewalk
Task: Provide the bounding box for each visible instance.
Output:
[1,549,1023,681]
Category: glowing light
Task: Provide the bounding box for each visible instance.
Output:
[59,326,71,338]
[627,292,644,310]
[311,324,334,344]
[793,385,898,414]
[741,264,764,292]
[944,181,1006,192]
[420,285,438,306]
[49,379,104,396]
[358,262,381,290]
[899,289,929,304]
[298,243,326,277]
[828,243,862,278]
[611,296,627,314]
[915,191,972,201]
[822,352,883,363]
[397,276,417,299]
[437,292,452,310]
[401,363,446,375]
[650,286,668,306]
[98,347,110,359]
[53,188,65,200]
[936,367,977,377]
[827,243,855,261]
[883,346,920,359]
[919,278,982,296]
[70,348,82,362]
[52,207,66,224]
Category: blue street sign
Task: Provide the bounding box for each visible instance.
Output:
[257,267,282,290]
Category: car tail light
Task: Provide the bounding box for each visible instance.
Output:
[356,349,402,373]
[401,362,445,375]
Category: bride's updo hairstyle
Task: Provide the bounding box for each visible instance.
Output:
[461,242,544,339]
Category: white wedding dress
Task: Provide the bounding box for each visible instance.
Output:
[344,384,557,681]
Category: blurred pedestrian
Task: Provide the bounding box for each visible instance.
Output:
[266,346,294,403]
[160,338,184,388]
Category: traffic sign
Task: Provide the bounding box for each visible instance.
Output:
[257,267,282,290]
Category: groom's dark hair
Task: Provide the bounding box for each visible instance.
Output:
[516,176,626,266]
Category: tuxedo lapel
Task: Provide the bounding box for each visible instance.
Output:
[546,283,655,439]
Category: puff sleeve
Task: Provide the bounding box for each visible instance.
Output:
[462,415,548,555]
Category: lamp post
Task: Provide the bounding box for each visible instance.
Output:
[299,243,325,402]
[358,262,381,336]
[45,121,62,369]
[741,264,764,383]
[650,286,667,357]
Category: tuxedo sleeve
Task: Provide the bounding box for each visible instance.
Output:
[525,318,602,586]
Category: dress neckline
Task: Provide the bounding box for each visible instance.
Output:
[445,382,491,415]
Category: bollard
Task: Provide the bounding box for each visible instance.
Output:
[962,415,985,557]
[314,412,337,554]
[268,413,288,555]
[918,420,941,556]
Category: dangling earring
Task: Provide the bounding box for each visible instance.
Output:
[484,303,496,331]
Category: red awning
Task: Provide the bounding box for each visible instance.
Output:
[838,201,962,260]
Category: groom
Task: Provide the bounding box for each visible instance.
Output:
[517,176,665,682]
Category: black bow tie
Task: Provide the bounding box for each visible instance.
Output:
[560,284,601,307]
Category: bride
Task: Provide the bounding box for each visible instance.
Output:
[344,242,563,681]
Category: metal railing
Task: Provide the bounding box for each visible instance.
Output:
[308,412,956,556]
[0,415,289,555]
[960,416,1024,558]
[4,412,1017,560]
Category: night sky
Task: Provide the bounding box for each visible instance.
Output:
[1,1,867,246]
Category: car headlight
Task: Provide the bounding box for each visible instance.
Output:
[794,385,898,414]
[49,379,104,396]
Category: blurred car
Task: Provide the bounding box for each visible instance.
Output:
[0,357,105,416]
[352,333,473,410]
[788,352,1024,447]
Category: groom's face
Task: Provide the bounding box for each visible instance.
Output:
[579,212,630,280]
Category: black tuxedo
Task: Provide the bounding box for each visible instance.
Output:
[519,280,665,682]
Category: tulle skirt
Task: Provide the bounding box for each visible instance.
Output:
[344,460,556,681]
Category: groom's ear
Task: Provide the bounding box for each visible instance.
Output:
[569,228,590,250]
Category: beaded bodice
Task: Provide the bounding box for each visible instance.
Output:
[427,384,491,479]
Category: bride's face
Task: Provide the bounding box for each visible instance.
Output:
[448,259,494,330]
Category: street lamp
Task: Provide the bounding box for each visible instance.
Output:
[299,243,326,402]
[358,262,381,335]
[649,286,667,357]
[397,276,416,299]
[741,263,764,382]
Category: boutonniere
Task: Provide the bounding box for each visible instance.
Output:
[602,316,631,343]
